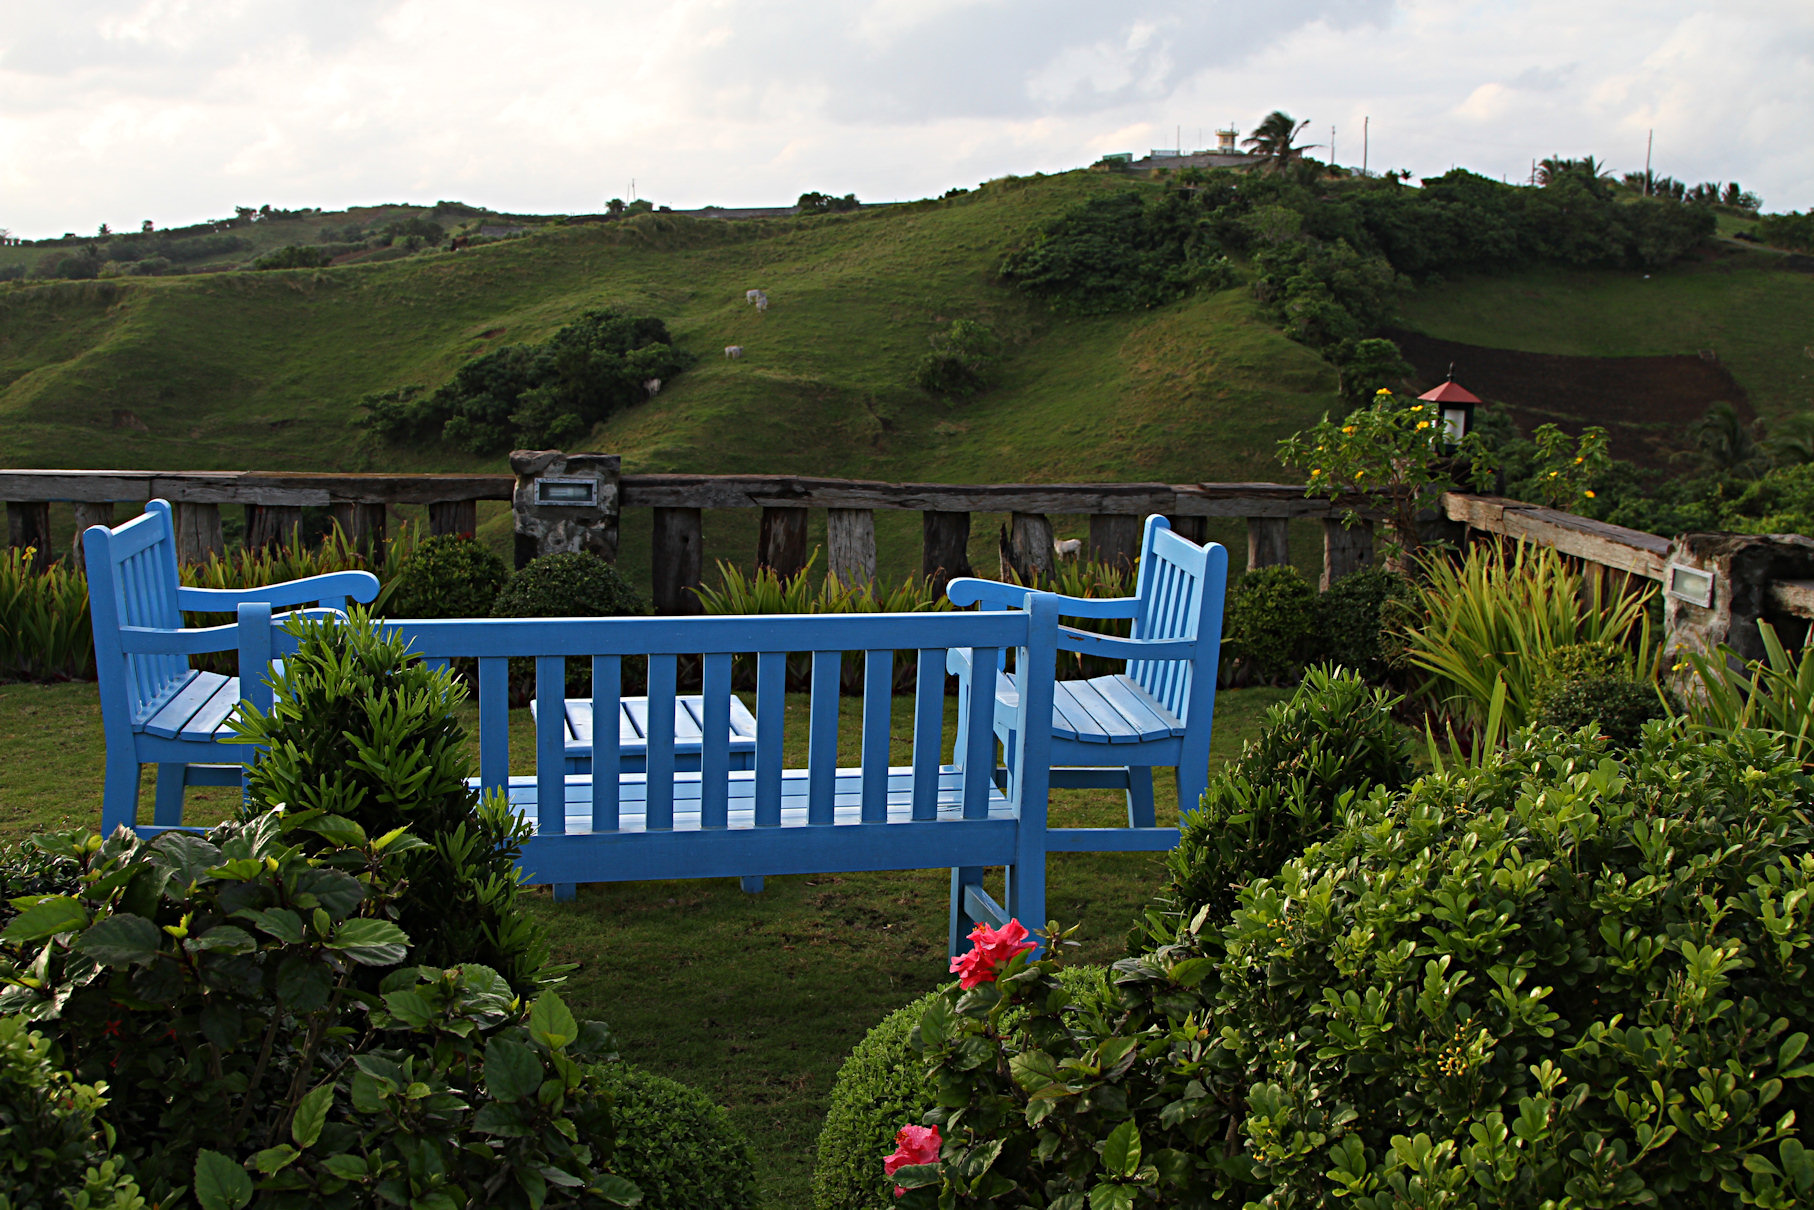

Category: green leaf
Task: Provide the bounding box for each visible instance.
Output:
[326,918,410,965]
[890,1163,941,1190]
[1101,1120,1141,1178]
[252,1145,299,1175]
[322,1153,368,1181]
[593,1173,644,1206]
[528,992,578,1050]
[74,913,163,966]
[918,998,954,1049]
[292,1083,333,1148]
[1167,957,1217,988]
[194,1149,253,1210]
[382,988,436,1027]
[302,814,367,849]
[238,907,305,944]
[275,954,333,1012]
[473,1101,533,1137]
[485,1037,544,1104]
[1,896,89,943]
[190,925,257,955]
[1089,1183,1135,1210]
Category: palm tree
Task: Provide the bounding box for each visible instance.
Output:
[1243,111,1314,173]
[1687,401,1761,473]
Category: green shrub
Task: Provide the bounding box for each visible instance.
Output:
[904,724,1814,1208]
[595,1064,759,1210]
[1314,565,1412,682]
[913,320,1000,401]
[1533,675,1672,746]
[812,967,1111,1210]
[232,609,558,994]
[385,533,508,619]
[1221,564,1318,685]
[492,551,647,619]
[251,244,331,270]
[0,1015,144,1210]
[1144,666,1412,941]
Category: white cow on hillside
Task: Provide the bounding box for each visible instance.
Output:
[725,345,743,360]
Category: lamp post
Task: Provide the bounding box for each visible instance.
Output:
[1418,378,1480,451]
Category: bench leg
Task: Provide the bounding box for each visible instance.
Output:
[1126,768,1156,829]
[551,883,577,903]
[1003,861,1046,957]
[100,754,142,836]
[153,765,188,827]
[739,876,765,893]
[949,866,990,958]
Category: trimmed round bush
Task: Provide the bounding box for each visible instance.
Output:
[1534,675,1673,746]
[812,966,1110,1210]
[387,533,509,618]
[1315,565,1412,682]
[492,551,646,619]
[593,1063,759,1210]
[1146,665,1413,941]
[1221,565,1318,685]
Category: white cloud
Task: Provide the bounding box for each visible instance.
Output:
[0,0,1809,236]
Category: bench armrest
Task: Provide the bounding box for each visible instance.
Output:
[945,577,1140,619]
[1056,625,1196,661]
[118,622,243,656]
[177,570,380,611]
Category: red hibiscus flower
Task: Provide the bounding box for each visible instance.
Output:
[882,1123,941,1196]
[948,918,1037,989]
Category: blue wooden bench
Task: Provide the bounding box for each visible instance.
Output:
[530,695,759,775]
[946,515,1227,834]
[84,500,380,836]
[235,600,1088,954]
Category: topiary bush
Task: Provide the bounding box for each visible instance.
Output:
[492,551,647,620]
[1530,640,1674,747]
[385,533,509,619]
[812,967,1110,1210]
[1142,665,1413,944]
[594,1063,759,1210]
[0,1014,144,1210]
[1315,565,1412,683]
[1220,565,1319,686]
[232,609,557,995]
[901,723,1814,1208]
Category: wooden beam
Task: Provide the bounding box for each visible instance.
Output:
[245,504,303,551]
[826,508,877,587]
[1246,517,1290,571]
[1000,512,1054,583]
[428,500,478,538]
[1089,513,1142,572]
[175,503,224,565]
[71,502,114,565]
[330,502,386,555]
[1165,515,1208,543]
[7,502,51,571]
[757,507,809,581]
[1322,519,1374,590]
[1441,492,1668,580]
[921,511,972,591]
[652,508,704,615]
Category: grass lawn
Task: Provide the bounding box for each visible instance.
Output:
[0,677,1291,1206]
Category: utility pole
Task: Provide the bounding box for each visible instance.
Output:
[1330,125,1336,168]
[1362,116,1369,176]
[1644,129,1653,195]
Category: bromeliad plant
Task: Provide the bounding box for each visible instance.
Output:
[1279,387,1497,565]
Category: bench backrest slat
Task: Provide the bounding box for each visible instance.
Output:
[589,655,621,831]
[961,646,999,818]
[911,648,944,821]
[478,657,510,793]
[86,500,193,728]
[1128,519,1215,721]
[753,651,786,827]
[860,650,892,823]
[700,652,733,829]
[535,656,567,833]
[806,652,840,826]
[645,654,678,830]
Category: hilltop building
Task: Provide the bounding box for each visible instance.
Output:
[1098,147,1265,173]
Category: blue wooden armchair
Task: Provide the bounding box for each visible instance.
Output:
[84,499,379,835]
[945,515,1228,832]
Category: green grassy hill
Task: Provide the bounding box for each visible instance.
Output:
[3,169,1810,585]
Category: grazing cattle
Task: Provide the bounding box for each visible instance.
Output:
[725,346,743,360]
[643,378,662,398]
[449,234,471,252]
[754,296,769,312]
[1054,538,1084,560]
[745,288,764,302]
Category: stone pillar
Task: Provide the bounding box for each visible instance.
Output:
[1663,532,1814,669]
[508,450,621,568]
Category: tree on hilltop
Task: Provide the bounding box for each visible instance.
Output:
[1243,111,1314,173]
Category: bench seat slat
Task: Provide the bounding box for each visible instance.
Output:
[175,675,244,743]
[1088,674,1184,741]
[539,695,760,761]
[141,671,231,739]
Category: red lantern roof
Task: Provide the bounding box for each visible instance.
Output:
[1418,380,1481,404]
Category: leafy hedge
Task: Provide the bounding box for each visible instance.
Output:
[899,721,1814,1207]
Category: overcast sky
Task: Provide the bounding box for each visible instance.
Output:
[2,0,1810,238]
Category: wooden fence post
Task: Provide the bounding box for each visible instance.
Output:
[245,505,304,551]
[652,507,704,615]
[1246,517,1290,571]
[826,508,876,587]
[7,502,51,571]
[1321,518,1374,590]
[428,500,478,538]
[1000,512,1054,583]
[922,511,972,591]
[331,502,387,555]
[757,507,809,580]
[175,503,225,565]
[71,502,115,565]
[1165,515,1207,544]
[1088,514,1141,573]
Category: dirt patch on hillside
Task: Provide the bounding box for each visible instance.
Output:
[1384,327,1752,468]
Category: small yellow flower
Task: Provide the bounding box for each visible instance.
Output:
[1416,420,1430,430]
[1584,490,1596,499]
[1354,470,1365,480]
[1548,471,1559,478]
[1574,456,1585,464]
[1342,425,1356,434]
[1673,661,1689,672]
[1410,403,1424,411]
[1310,468,1323,478]
[1375,387,1391,396]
